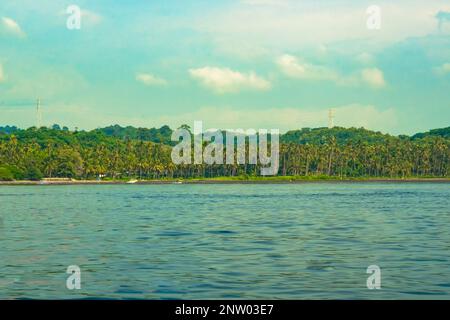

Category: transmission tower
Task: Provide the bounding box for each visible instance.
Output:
[328,109,335,129]
[0,98,44,128]
[36,98,42,128]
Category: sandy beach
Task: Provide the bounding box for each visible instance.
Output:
[1,178,449,185]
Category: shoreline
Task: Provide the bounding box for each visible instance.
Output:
[1,177,449,185]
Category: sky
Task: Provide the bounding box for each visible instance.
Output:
[0,0,449,135]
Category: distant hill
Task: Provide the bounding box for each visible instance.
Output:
[1,124,449,147]
[411,127,450,140]
[1,124,448,180]
[0,124,175,147]
[281,127,395,145]
[93,125,174,145]
[0,126,20,135]
[0,126,120,148]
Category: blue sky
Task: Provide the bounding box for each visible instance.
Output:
[0,0,449,134]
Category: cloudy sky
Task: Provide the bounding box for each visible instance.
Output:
[0,0,449,134]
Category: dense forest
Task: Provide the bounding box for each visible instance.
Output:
[0,125,449,180]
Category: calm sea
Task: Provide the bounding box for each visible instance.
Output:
[0,183,449,299]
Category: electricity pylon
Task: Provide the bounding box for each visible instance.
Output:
[328,109,335,129]
[0,98,43,128]
[36,98,42,128]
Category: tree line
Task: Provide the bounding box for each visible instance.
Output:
[0,125,448,180]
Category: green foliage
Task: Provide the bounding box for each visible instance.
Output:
[0,167,14,181]
[24,166,43,181]
[281,127,392,145]
[5,165,25,180]
[0,126,19,135]
[411,127,450,140]
[0,125,448,180]
[94,125,174,145]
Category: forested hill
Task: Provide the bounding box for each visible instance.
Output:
[0,124,448,180]
[1,124,449,146]
[411,127,450,140]
[0,125,20,135]
[282,126,450,144]
[281,127,393,145]
[0,125,175,147]
[93,125,173,145]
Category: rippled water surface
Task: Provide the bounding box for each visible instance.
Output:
[0,183,449,299]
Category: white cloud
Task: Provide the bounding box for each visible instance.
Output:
[1,17,26,38]
[194,1,449,57]
[436,10,450,30]
[356,52,375,65]
[82,10,103,26]
[277,54,386,89]
[136,73,168,86]
[0,64,4,82]
[189,67,271,93]
[361,68,386,88]
[276,54,338,81]
[433,62,450,75]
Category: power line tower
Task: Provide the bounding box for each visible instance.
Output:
[328,108,335,129]
[36,98,42,128]
[0,98,44,128]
